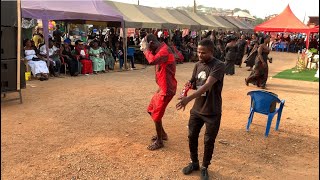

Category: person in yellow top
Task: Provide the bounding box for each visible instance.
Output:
[32,26,44,48]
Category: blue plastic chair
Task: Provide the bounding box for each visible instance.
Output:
[246,90,285,137]
[276,42,288,52]
[127,47,135,68]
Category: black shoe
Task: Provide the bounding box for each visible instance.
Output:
[182,162,200,175]
[200,167,209,180]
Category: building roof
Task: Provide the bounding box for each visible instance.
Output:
[232,11,256,20]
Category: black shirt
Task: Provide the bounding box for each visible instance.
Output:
[190,58,225,115]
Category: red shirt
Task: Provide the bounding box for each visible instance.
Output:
[144,43,177,96]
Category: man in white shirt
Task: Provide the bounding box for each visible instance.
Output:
[40,39,61,76]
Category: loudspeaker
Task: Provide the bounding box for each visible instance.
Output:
[1,1,18,27]
[1,26,18,60]
[1,59,25,92]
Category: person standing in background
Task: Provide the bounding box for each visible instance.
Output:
[235,34,247,68]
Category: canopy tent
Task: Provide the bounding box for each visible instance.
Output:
[209,15,238,31]
[103,1,168,29]
[239,19,254,30]
[21,0,124,66]
[21,0,123,22]
[199,14,231,31]
[150,7,201,30]
[222,16,253,31]
[254,5,310,32]
[254,5,314,48]
[308,25,319,33]
[178,10,222,30]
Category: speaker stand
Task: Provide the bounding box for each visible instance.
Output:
[1,89,22,104]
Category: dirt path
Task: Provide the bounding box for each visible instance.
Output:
[1,52,319,180]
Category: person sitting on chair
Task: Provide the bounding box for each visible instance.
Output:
[24,39,49,81]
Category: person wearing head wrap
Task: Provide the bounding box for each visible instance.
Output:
[224,35,238,75]
[59,38,79,76]
[245,35,272,89]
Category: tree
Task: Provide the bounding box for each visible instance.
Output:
[253,16,265,26]
[234,8,241,12]
[242,9,250,14]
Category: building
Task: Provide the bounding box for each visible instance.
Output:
[265,14,278,20]
[307,16,319,27]
[232,10,256,23]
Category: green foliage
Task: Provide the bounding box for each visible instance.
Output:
[233,8,241,12]
[242,9,250,14]
[233,8,250,14]
[253,17,265,26]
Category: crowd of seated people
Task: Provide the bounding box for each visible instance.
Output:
[23,33,134,78]
[270,34,310,53]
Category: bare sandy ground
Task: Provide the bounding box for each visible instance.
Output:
[1,51,319,180]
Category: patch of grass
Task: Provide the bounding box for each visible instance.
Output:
[273,68,319,82]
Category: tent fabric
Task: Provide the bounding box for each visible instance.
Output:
[178,10,221,30]
[308,25,319,33]
[103,1,168,29]
[254,5,310,33]
[21,0,123,22]
[21,0,123,67]
[200,14,230,31]
[222,16,253,31]
[209,15,238,31]
[151,8,201,30]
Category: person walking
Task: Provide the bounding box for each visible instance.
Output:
[245,35,272,89]
[176,39,225,180]
[235,34,247,68]
[224,35,238,75]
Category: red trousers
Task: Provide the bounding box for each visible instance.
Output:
[147,93,174,122]
[80,59,93,74]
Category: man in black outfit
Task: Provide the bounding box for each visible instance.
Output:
[176,39,225,180]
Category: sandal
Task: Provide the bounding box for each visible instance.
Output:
[147,141,164,151]
[151,135,168,141]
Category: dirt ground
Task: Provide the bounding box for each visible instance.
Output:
[1,51,319,180]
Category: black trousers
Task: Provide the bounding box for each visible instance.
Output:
[65,56,79,76]
[188,112,221,168]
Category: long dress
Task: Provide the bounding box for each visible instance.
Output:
[61,45,79,76]
[89,47,106,72]
[102,47,115,70]
[75,46,93,74]
[235,39,247,65]
[24,49,49,77]
[245,48,258,68]
[246,48,270,88]
[224,44,238,75]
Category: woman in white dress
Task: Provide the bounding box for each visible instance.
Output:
[24,39,49,81]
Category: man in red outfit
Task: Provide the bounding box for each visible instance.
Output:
[141,34,177,151]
